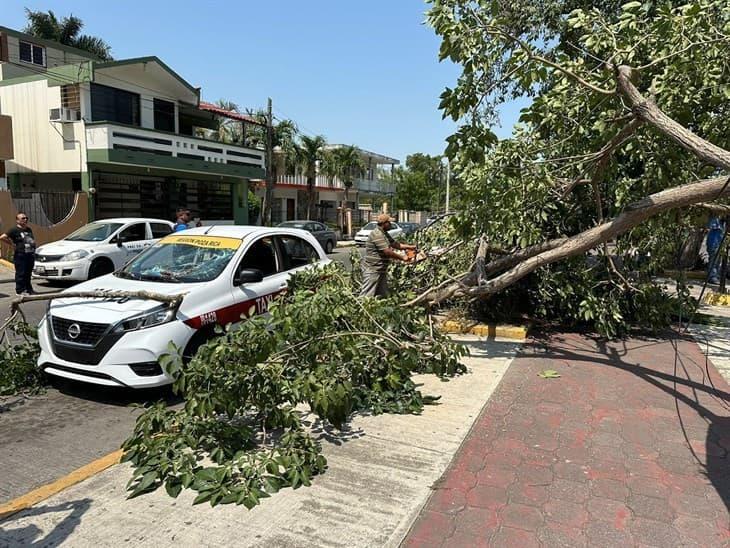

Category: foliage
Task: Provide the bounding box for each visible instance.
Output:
[0,323,45,396]
[393,153,445,212]
[247,190,261,223]
[23,9,113,60]
[122,264,467,507]
[418,0,730,335]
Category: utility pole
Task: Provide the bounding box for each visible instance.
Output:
[263,97,274,226]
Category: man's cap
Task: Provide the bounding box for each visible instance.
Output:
[376,213,395,224]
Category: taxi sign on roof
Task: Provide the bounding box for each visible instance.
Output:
[160,235,242,250]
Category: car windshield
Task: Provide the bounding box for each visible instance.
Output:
[279,222,308,230]
[362,222,377,230]
[66,222,123,242]
[117,234,242,283]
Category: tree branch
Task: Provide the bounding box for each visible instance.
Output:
[617,65,730,170]
[414,176,730,305]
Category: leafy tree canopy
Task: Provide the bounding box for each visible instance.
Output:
[418,0,730,335]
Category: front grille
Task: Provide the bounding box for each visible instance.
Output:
[36,254,64,262]
[51,316,110,346]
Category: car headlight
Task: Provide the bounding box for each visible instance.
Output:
[114,305,176,332]
[60,249,90,262]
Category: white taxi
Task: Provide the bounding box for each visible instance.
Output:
[34,218,174,281]
[38,226,330,388]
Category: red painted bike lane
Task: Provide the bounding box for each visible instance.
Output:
[403,332,730,547]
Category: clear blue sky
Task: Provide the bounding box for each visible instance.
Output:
[4,1,524,163]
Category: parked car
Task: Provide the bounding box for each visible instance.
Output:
[399,222,420,236]
[354,222,404,245]
[38,226,330,388]
[277,221,337,253]
[33,218,174,282]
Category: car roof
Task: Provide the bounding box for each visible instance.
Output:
[178,225,315,241]
[93,218,173,224]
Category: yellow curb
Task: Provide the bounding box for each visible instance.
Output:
[440,320,528,340]
[0,449,123,521]
[663,270,708,281]
[0,258,14,270]
[704,291,730,307]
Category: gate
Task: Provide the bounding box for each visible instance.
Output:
[12,191,77,226]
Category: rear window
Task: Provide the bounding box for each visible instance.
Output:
[150,222,172,238]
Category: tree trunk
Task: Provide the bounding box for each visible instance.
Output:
[414,176,730,306]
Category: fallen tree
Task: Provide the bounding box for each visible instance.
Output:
[410,0,730,329]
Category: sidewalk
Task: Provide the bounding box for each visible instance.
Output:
[0,336,523,547]
[404,331,730,547]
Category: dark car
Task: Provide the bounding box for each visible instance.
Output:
[277,221,338,253]
[399,222,420,236]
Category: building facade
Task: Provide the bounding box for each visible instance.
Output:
[0,26,265,224]
[258,145,398,227]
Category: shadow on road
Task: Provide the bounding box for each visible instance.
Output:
[0,498,92,547]
[49,377,181,408]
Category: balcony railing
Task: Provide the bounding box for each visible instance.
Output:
[276,175,394,194]
[85,122,266,169]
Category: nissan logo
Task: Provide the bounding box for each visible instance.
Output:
[67,323,81,340]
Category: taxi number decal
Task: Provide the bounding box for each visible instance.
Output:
[200,311,217,326]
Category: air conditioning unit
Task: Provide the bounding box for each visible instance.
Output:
[49,107,81,122]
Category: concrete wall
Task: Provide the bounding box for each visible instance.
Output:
[0,190,89,259]
[0,79,87,175]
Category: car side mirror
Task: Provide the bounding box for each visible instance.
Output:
[115,236,126,246]
[234,268,264,286]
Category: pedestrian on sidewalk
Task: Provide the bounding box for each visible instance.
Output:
[174,208,192,232]
[360,213,416,298]
[706,216,726,284]
[0,212,36,295]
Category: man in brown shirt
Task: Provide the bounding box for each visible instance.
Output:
[360,213,416,297]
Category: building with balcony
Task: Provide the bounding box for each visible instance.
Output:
[0,25,265,223]
[260,144,398,225]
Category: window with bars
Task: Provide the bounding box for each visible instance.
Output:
[19,41,45,67]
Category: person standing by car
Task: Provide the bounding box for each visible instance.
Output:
[0,212,36,294]
[174,208,192,232]
[360,213,416,298]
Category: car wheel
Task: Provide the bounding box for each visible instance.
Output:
[88,258,114,279]
[325,240,334,254]
[182,328,218,364]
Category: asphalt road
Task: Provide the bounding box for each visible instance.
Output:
[0,246,361,505]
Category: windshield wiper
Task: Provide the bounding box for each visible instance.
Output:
[115,271,140,280]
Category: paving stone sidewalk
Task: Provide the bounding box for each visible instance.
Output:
[404,331,730,547]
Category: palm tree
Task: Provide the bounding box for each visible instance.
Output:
[326,145,365,232]
[23,9,113,60]
[212,99,242,143]
[295,135,327,220]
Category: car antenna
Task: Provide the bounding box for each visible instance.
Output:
[204,226,215,234]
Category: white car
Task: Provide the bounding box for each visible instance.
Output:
[354,222,404,246]
[34,218,174,281]
[38,226,330,388]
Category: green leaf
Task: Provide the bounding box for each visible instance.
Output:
[538,370,561,379]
